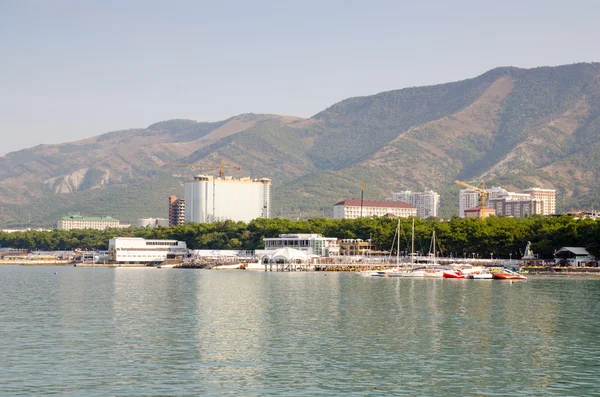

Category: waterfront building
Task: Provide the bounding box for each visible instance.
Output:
[108,237,187,265]
[391,190,440,219]
[338,239,371,256]
[57,214,120,230]
[554,247,595,267]
[184,175,271,223]
[137,218,170,228]
[263,234,340,257]
[168,195,185,226]
[333,199,417,219]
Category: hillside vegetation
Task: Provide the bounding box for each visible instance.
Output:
[0,63,599,226]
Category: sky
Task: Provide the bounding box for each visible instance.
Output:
[1,0,599,155]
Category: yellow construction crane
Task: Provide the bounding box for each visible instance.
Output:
[165,158,242,178]
[455,179,490,219]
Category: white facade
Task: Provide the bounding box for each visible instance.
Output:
[185,175,271,223]
[108,237,187,264]
[263,234,340,257]
[459,189,480,218]
[391,190,440,219]
[333,199,417,219]
[58,214,120,230]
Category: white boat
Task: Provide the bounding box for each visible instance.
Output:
[466,272,493,279]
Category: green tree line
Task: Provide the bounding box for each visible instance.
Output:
[1,215,599,260]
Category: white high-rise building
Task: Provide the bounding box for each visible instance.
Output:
[184,175,271,223]
[391,190,440,219]
[459,189,480,218]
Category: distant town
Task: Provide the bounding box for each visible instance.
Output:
[0,172,598,269]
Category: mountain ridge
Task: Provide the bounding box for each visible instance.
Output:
[1,62,600,226]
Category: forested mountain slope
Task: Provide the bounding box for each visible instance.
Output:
[1,63,599,226]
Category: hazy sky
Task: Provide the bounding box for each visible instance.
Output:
[1,0,598,155]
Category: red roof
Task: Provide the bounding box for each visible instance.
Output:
[334,198,415,209]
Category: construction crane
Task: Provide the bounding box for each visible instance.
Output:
[455,180,490,219]
[165,158,242,178]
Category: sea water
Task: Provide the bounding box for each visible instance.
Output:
[1,266,599,396]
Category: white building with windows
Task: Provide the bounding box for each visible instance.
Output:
[391,190,440,219]
[58,214,120,230]
[460,185,557,217]
[108,237,187,265]
[263,234,340,257]
[333,199,417,219]
[184,175,271,223]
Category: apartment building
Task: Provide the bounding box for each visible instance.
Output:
[391,190,440,219]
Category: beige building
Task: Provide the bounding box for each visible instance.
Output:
[524,188,556,215]
[464,207,496,219]
[57,214,120,230]
[168,196,185,226]
[333,199,417,219]
[461,186,556,218]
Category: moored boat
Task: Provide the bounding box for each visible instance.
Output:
[443,270,465,279]
[492,268,527,280]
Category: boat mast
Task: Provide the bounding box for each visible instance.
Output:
[396,218,401,265]
[411,218,415,266]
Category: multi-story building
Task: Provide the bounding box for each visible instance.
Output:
[184,175,271,223]
[338,239,371,256]
[263,234,340,257]
[108,237,187,265]
[333,199,417,219]
[488,198,544,217]
[168,196,185,226]
[459,189,480,218]
[57,214,120,230]
[524,188,556,215]
[391,190,440,219]
[460,186,556,218]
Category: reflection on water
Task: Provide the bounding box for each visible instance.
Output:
[1,267,600,396]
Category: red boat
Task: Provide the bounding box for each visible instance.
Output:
[492,269,527,280]
[443,270,465,279]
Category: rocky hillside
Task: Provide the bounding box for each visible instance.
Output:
[1,63,599,226]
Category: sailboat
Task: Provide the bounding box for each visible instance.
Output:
[386,218,429,278]
[357,218,403,277]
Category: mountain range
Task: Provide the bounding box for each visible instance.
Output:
[1,62,600,227]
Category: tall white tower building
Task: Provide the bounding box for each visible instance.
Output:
[391,190,440,219]
[459,189,480,218]
[184,175,271,223]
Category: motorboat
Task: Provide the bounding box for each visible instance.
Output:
[443,270,465,279]
[492,268,527,280]
[467,272,493,279]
